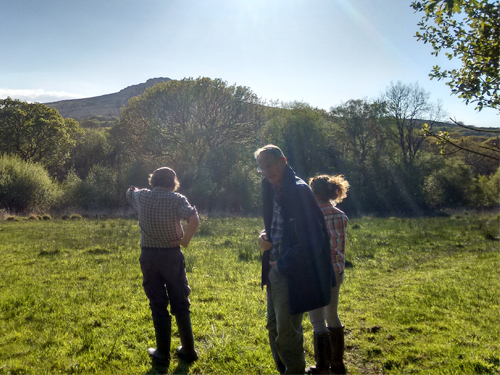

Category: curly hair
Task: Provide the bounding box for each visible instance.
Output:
[309,174,349,205]
[148,167,180,191]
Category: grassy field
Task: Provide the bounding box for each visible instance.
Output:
[0,214,499,374]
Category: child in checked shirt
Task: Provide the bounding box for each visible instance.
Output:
[306,174,350,375]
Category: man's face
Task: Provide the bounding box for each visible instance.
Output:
[257,153,286,187]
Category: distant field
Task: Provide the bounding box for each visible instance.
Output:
[0,215,499,374]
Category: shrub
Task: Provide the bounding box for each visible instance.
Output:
[424,159,476,208]
[0,155,61,212]
[476,168,500,207]
[57,170,83,209]
[80,165,120,209]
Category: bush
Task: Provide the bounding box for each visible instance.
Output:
[0,155,61,212]
[477,168,500,207]
[58,170,83,209]
[424,159,476,209]
[80,165,120,209]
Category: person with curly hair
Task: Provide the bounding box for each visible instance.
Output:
[306,174,350,375]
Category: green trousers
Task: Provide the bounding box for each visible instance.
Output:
[266,267,305,374]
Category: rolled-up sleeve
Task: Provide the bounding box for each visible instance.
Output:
[177,196,197,221]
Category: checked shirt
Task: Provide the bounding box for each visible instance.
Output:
[320,202,348,275]
[126,187,197,248]
[269,197,285,262]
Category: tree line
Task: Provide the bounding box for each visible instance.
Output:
[0,77,498,216]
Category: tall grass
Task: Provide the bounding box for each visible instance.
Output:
[0,215,498,374]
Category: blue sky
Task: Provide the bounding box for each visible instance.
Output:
[1,0,498,127]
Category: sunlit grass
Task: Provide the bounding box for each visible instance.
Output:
[0,215,499,374]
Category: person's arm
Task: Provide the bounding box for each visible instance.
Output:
[126,186,138,207]
[175,213,199,248]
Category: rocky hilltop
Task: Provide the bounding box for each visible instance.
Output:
[44,77,171,120]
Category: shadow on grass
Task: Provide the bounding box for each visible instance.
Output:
[145,359,194,375]
[145,362,168,375]
[172,361,193,374]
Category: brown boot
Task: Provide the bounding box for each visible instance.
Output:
[328,326,346,374]
[305,332,332,374]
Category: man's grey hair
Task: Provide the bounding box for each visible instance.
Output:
[254,144,285,160]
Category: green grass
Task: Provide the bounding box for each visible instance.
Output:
[0,215,499,374]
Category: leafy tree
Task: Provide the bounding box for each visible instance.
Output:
[67,128,112,179]
[329,99,387,166]
[116,77,262,174]
[0,98,81,177]
[115,77,264,211]
[411,0,500,110]
[262,102,331,179]
[328,99,397,215]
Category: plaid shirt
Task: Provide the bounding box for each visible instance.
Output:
[320,202,348,275]
[269,197,284,261]
[126,187,197,248]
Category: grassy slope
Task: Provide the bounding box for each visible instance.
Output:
[0,215,498,374]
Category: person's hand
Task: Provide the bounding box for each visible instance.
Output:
[269,260,279,272]
[172,237,191,248]
[258,230,272,251]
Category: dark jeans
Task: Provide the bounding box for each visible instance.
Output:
[140,247,191,320]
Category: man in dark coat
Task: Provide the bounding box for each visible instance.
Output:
[255,145,333,374]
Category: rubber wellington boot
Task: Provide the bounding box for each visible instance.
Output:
[329,326,346,375]
[175,313,198,363]
[147,315,171,367]
[306,332,333,374]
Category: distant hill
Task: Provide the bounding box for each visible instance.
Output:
[45,78,498,136]
[44,77,171,120]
